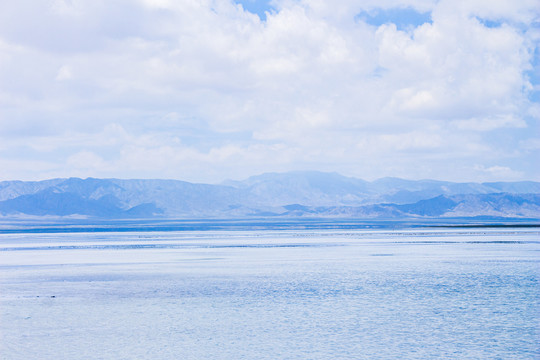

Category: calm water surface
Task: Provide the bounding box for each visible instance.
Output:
[0,228,539,359]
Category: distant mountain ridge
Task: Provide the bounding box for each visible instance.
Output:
[0,171,539,219]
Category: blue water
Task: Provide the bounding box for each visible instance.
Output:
[0,228,539,359]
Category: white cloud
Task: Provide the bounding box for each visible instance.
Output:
[55,65,73,81]
[67,151,107,170]
[473,164,524,180]
[520,138,540,151]
[0,0,538,182]
[452,115,527,131]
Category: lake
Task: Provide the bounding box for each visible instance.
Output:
[0,226,539,359]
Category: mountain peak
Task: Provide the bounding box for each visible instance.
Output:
[0,174,538,219]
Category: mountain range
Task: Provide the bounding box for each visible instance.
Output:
[0,171,538,219]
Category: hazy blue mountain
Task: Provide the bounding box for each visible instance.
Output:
[223,171,372,206]
[369,177,540,204]
[0,179,65,201]
[277,194,540,218]
[396,195,458,217]
[226,172,540,206]
[0,172,538,219]
[0,189,125,217]
[0,178,244,217]
[107,179,242,215]
[481,181,540,193]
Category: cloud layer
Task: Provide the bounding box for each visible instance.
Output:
[0,0,538,182]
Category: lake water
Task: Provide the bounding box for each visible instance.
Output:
[0,227,539,359]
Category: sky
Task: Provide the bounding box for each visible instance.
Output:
[0,0,539,183]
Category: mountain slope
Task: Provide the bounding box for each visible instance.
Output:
[278,194,540,218]
[224,171,372,206]
[0,172,538,219]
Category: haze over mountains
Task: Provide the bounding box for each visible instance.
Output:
[0,171,538,219]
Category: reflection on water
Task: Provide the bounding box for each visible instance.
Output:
[1,228,539,359]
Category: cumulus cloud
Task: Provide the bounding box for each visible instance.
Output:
[452,115,527,131]
[0,0,538,182]
[55,65,73,81]
[474,164,524,180]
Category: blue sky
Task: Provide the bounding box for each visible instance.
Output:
[234,0,274,20]
[0,0,538,183]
